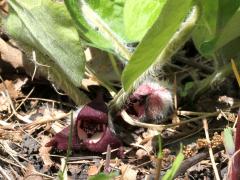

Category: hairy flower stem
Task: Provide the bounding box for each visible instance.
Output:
[108,5,200,119]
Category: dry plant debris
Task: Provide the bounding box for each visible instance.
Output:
[0,22,239,180]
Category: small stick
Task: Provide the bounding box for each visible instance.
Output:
[23,112,71,130]
[16,97,76,108]
[5,87,34,122]
[0,166,11,180]
[155,158,162,180]
[172,74,180,124]
[121,110,218,132]
[31,50,49,81]
[203,119,220,180]
[104,145,111,174]
[0,75,32,123]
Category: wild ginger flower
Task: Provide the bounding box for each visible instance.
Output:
[46,93,122,153]
[126,79,173,123]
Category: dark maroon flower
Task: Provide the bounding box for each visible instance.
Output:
[126,79,173,123]
[46,94,122,153]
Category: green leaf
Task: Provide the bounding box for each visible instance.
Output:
[7,0,85,87]
[216,0,240,32]
[192,0,240,55]
[192,0,218,55]
[89,172,117,180]
[223,127,235,156]
[220,37,240,61]
[157,135,163,158]
[122,0,195,91]
[162,147,184,180]
[124,0,166,41]
[88,0,128,41]
[201,8,240,54]
[5,0,89,105]
[215,8,240,50]
[64,0,131,60]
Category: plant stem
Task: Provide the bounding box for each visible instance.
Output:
[109,5,200,114]
[203,119,221,180]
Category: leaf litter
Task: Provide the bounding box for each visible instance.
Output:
[0,17,240,180]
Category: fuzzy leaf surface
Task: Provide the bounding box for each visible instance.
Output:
[122,0,193,90]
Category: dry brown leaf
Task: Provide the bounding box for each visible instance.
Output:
[0,77,27,111]
[23,164,43,180]
[88,165,99,176]
[85,47,121,82]
[0,38,23,68]
[39,135,54,169]
[0,0,8,14]
[120,165,138,180]
[0,78,27,98]
[0,129,22,142]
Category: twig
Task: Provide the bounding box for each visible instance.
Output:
[24,172,54,179]
[16,97,76,108]
[121,110,218,132]
[104,145,111,174]
[0,156,22,168]
[203,119,220,180]
[176,56,214,73]
[120,102,240,131]
[101,148,120,155]
[23,111,71,130]
[164,127,203,146]
[5,87,35,122]
[172,74,180,124]
[0,140,26,172]
[51,83,66,96]
[0,166,11,180]
[0,75,32,123]
[0,120,11,126]
[31,50,50,81]
[177,110,214,116]
[233,111,239,128]
[155,158,162,180]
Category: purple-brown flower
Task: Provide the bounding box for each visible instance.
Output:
[126,79,173,123]
[46,94,122,153]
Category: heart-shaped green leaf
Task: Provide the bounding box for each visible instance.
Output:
[7,0,85,87]
[5,0,89,105]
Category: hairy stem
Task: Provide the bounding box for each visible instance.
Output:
[109,5,200,114]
